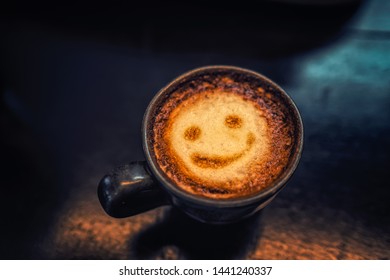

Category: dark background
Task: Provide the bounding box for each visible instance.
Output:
[0,0,389,259]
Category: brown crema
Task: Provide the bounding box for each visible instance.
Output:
[150,72,296,199]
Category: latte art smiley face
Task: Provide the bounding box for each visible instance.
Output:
[167,91,270,189]
[184,117,256,169]
[152,71,296,199]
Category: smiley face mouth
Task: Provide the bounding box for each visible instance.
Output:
[190,132,255,169]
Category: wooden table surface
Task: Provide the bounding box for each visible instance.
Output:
[0,0,389,259]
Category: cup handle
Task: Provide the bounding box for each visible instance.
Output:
[98,161,170,218]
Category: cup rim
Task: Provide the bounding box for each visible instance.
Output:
[142,65,303,208]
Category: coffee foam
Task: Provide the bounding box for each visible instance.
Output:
[151,73,295,199]
[168,91,270,186]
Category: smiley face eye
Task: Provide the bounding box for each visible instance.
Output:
[225,115,242,128]
[184,125,201,141]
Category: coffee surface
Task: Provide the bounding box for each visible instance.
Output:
[151,72,295,199]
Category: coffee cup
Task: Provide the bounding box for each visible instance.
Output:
[98,66,303,224]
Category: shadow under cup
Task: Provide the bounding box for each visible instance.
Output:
[98,66,303,224]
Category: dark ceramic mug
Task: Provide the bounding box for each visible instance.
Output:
[98,66,303,224]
